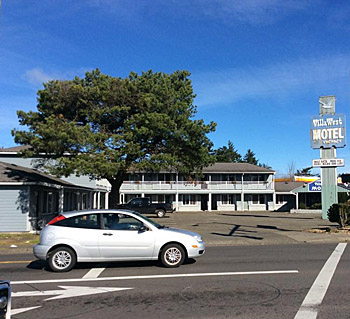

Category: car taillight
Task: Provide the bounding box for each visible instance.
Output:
[47,215,66,225]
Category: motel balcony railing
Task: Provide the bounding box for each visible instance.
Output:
[120,181,273,191]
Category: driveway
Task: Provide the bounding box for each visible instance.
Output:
[160,210,350,246]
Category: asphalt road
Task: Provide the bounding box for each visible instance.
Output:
[1,243,349,319]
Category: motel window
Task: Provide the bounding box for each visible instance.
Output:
[277,195,287,204]
[183,194,196,205]
[245,194,265,204]
[222,194,233,205]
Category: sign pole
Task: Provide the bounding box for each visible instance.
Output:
[318,96,338,219]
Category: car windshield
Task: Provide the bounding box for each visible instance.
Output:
[132,212,166,229]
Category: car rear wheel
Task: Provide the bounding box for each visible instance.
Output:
[48,247,76,272]
[155,209,165,218]
[160,244,185,268]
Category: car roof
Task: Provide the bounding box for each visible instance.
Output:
[61,209,136,218]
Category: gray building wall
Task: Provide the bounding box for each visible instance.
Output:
[0,186,29,232]
[0,156,98,189]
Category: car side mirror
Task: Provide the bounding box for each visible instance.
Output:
[138,225,148,232]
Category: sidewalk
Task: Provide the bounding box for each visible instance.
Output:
[162,210,350,247]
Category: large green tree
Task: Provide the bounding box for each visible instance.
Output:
[214,140,242,162]
[242,149,258,165]
[13,69,216,207]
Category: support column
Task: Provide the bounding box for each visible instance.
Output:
[321,147,338,219]
[105,192,109,209]
[296,192,299,210]
[58,188,64,213]
[97,192,101,210]
[176,172,179,212]
[93,192,97,209]
[208,192,212,212]
[241,173,244,211]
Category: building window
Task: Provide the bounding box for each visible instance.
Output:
[222,194,232,205]
[277,195,287,204]
[183,194,196,205]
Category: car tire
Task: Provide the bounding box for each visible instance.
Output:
[160,244,185,268]
[48,247,76,272]
[155,209,165,218]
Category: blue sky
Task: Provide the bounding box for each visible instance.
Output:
[1,0,350,177]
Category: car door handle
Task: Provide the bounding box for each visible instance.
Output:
[103,233,113,236]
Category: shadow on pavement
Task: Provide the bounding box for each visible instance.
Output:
[211,225,263,240]
[27,258,196,272]
[220,213,314,220]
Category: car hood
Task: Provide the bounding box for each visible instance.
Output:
[160,227,200,238]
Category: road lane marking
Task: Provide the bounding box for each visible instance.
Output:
[82,267,106,279]
[0,260,32,264]
[294,243,347,319]
[11,306,41,315]
[12,286,133,301]
[11,270,298,285]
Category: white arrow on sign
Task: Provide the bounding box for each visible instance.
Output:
[12,285,133,301]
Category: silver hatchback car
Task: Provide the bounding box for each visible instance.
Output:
[34,210,205,272]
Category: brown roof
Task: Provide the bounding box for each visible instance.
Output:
[0,161,76,187]
[203,163,275,173]
[275,181,305,192]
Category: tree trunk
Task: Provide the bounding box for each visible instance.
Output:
[108,174,126,208]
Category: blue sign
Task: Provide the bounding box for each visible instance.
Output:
[310,114,346,149]
[308,180,322,192]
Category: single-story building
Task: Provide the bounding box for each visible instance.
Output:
[0,161,106,232]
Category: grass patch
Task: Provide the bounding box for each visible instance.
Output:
[0,233,40,246]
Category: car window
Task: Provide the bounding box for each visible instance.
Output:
[103,213,143,231]
[55,214,100,229]
[130,198,143,206]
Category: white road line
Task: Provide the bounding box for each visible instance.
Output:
[11,270,298,285]
[11,306,42,315]
[82,267,106,279]
[294,243,347,319]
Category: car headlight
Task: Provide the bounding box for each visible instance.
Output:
[194,235,203,243]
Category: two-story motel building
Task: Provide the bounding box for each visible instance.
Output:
[121,163,275,212]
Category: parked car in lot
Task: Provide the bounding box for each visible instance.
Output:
[117,197,174,218]
[0,281,11,319]
[34,210,205,272]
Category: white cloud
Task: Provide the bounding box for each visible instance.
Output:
[23,68,53,86]
[22,67,92,87]
[192,55,350,107]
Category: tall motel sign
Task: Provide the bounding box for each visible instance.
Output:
[310,95,346,219]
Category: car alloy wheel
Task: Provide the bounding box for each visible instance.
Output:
[49,247,76,272]
[160,244,185,268]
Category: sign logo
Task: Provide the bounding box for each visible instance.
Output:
[310,114,346,149]
[308,180,322,192]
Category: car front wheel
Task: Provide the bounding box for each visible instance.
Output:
[48,247,76,272]
[160,244,185,268]
[155,209,165,218]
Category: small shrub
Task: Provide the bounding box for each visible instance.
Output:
[327,203,350,228]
